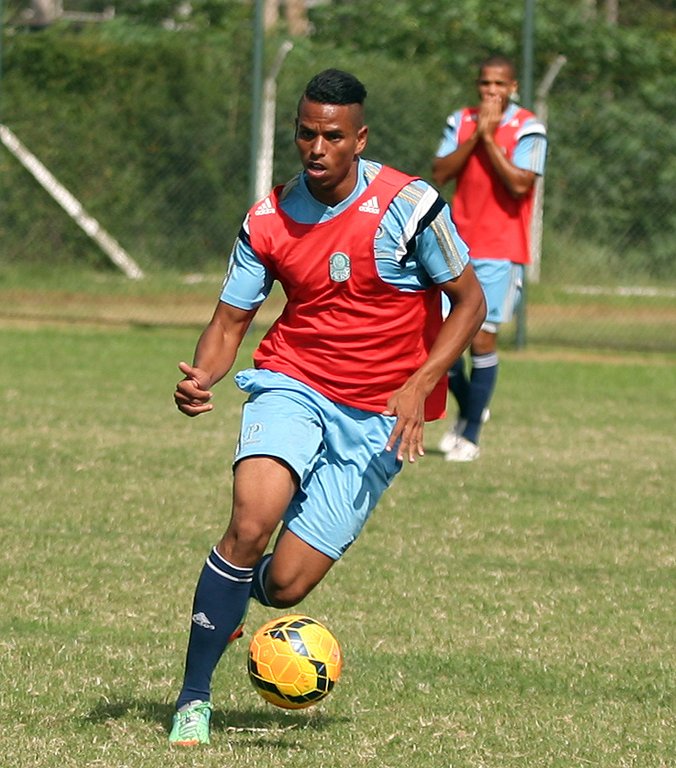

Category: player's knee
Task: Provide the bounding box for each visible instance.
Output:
[265,577,314,609]
[218,519,273,565]
[471,334,497,356]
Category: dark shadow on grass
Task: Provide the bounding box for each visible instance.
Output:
[84,696,348,735]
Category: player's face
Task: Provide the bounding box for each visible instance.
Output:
[477,65,517,112]
[295,97,368,206]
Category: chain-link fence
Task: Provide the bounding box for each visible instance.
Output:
[0,19,674,353]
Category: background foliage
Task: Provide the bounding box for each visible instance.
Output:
[1,0,674,277]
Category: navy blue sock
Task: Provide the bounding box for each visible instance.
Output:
[448,357,469,418]
[251,553,274,606]
[176,548,253,709]
[462,353,498,445]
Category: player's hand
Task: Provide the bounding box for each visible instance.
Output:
[477,94,502,138]
[174,361,214,417]
[383,386,426,463]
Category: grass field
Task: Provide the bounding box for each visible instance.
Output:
[1,320,674,768]
[1,264,675,353]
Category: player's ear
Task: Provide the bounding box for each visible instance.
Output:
[356,124,368,154]
[293,117,299,140]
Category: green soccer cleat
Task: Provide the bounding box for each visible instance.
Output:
[169,700,213,746]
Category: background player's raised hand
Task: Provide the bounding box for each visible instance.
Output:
[477,94,502,138]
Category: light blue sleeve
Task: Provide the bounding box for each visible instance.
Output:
[375,180,469,290]
[435,110,462,158]
[513,121,548,175]
[416,209,470,283]
[219,222,273,309]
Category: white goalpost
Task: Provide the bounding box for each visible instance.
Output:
[0,123,144,280]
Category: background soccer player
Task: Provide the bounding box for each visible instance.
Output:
[432,54,548,462]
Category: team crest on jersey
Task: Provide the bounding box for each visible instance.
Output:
[329,252,351,282]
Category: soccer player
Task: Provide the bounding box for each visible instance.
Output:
[432,55,547,461]
[169,68,486,746]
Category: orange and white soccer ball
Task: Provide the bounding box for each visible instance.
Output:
[247,614,343,709]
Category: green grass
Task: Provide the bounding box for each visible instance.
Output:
[1,263,675,353]
[0,323,674,767]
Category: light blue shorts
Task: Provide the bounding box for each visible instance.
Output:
[472,259,524,331]
[232,368,403,560]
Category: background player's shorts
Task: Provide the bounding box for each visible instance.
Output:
[233,368,403,560]
[472,259,524,332]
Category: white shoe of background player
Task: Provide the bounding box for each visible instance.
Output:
[437,409,490,453]
[444,436,481,462]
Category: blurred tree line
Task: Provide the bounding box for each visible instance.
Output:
[0,0,674,278]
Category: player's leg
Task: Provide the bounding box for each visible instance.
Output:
[463,327,499,444]
[253,398,402,608]
[171,372,325,745]
[445,260,521,461]
[173,456,297,712]
[445,326,498,460]
[438,290,471,452]
[252,526,335,608]
[170,455,297,746]
[448,354,470,418]
[438,353,471,452]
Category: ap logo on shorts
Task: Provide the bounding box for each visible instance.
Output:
[242,423,263,444]
[235,423,262,458]
[329,252,351,282]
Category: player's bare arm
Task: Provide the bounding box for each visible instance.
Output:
[384,266,486,462]
[431,132,479,187]
[174,301,257,417]
[477,97,536,199]
[481,132,537,199]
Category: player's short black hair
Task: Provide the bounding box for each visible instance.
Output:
[478,55,516,79]
[302,69,367,107]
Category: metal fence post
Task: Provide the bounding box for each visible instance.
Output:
[516,0,536,349]
[249,0,265,207]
